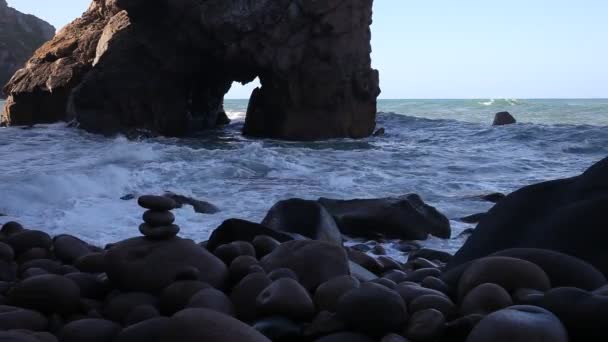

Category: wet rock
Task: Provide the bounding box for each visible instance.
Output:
[207,219,293,251]
[257,278,314,320]
[314,275,361,312]
[19,259,62,275]
[347,248,384,275]
[58,318,121,342]
[253,316,302,341]
[138,224,180,240]
[409,294,456,317]
[0,305,48,330]
[214,241,256,265]
[1,221,24,236]
[64,272,110,299]
[0,242,15,261]
[395,283,449,305]
[114,317,171,342]
[406,308,445,341]
[137,195,176,211]
[459,213,485,224]
[409,248,453,264]
[442,314,483,342]
[163,192,220,214]
[319,194,451,240]
[458,256,551,299]
[8,274,80,314]
[74,252,106,273]
[405,268,442,282]
[229,256,260,284]
[252,235,282,258]
[492,112,517,126]
[261,240,349,291]
[304,311,346,337]
[159,308,271,341]
[104,237,227,292]
[16,247,51,264]
[467,305,567,342]
[460,283,512,316]
[336,283,407,336]
[421,276,450,295]
[262,199,342,245]
[187,288,234,316]
[5,230,52,255]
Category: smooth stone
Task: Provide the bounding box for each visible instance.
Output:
[21,267,48,279]
[252,235,282,258]
[162,192,220,214]
[442,314,484,342]
[0,305,48,331]
[143,210,175,227]
[378,256,403,272]
[314,275,361,312]
[371,245,386,255]
[347,248,384,275]
[383,270,409,284]
[0,221,25,236]
[139,223,180,240]
[409,257,439,270]
[64,272,110,299]
[124,305,160,326]
[53,234,93,264]
[512,288,545,306]
[421,276,450,295]
[16,248,52,264]
[114,317,171,342]
[303,311,346,337]
[381,333,410,342]
[466,305,567,342]
[187,288,234,316]
[395,283,449,305]
[74,252,106,273]
[229,256,259,283]
[409,294,456,317]
[103,292,158,323]
[261,240,349,291]
[5,230,52,255]
[314,332,376,342]
[404,268,442,283]
[256,278,315,320]
[137,195,176,211]
[159,308,271,341]
[230,272,272,322]
[268,268,299,282]
[253,316,302,341]
[159,280,210,315]
[0,331,41,342]
[406,308,445,341]
[458,257,551,299]
[461,283,513,315]
[105,237,227,292]
[371,278,397,289]
[349,261,378,283]
[0,242,15,261]
[19,259,62,275]
[408,249,453,264]
[336,283,407,336]
[7,274,80,314]
[214,241,256,265]
[58,318,122,342]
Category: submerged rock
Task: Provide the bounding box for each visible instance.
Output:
[492,112,517,126]
[2,0,379,141]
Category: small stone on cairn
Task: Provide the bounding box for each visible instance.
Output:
[137,195,180,239]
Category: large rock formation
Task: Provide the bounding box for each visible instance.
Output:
[2,0,380,140]
[0,0,54,95]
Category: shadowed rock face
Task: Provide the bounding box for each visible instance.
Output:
[2,0,380,140]
[0,0,55,97]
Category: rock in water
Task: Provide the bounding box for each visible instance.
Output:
[492,111,516,125]
[449,156,608,277]
[139,224,180,240]
[319,194,451,240]
[2,0,379,141]
[138,196,177,211]
[0,0,54,94]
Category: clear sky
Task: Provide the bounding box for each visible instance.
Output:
[7,0,608,99]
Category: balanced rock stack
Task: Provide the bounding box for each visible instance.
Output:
[137,195,180,240]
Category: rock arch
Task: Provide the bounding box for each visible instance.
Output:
[1,0,380,140]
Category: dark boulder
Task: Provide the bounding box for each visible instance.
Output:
[262,199,342,245]
[5,230,52,255]
[319,194,451,240]
[467,305,567,342]
[261,240,350,291]
[58,318,122,342]
[405,308,445,341]
[114,317,171,342]
[460,283,512,316]
[104,237,227,292]
[53,234,93,264]
[256,278,315,320]
[159,281,210,315]
[187,288,234,316]
[0,305,48,331]
[492,111,517,126]
[230,272,272,322]
[213,241,256,265]
[137,195,176,211]
[103,292,158,323]
[253,316,303,341]
[450,157,608,277]
[314,275,361,312]
[207,219,293,251]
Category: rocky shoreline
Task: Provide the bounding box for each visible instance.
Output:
[0,156,606,341]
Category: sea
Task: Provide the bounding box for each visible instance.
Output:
[1,99,607,260]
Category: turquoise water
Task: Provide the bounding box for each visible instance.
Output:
[0,98,606,258]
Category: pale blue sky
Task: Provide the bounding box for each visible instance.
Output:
[7,0,608,99]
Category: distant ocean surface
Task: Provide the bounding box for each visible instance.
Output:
[1,99,607,258]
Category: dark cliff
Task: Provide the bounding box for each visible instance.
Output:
[0,0,55,97]
[1,0,380,140]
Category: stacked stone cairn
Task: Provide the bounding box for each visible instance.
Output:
[0,192,605,341]
[137,195,179,240]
